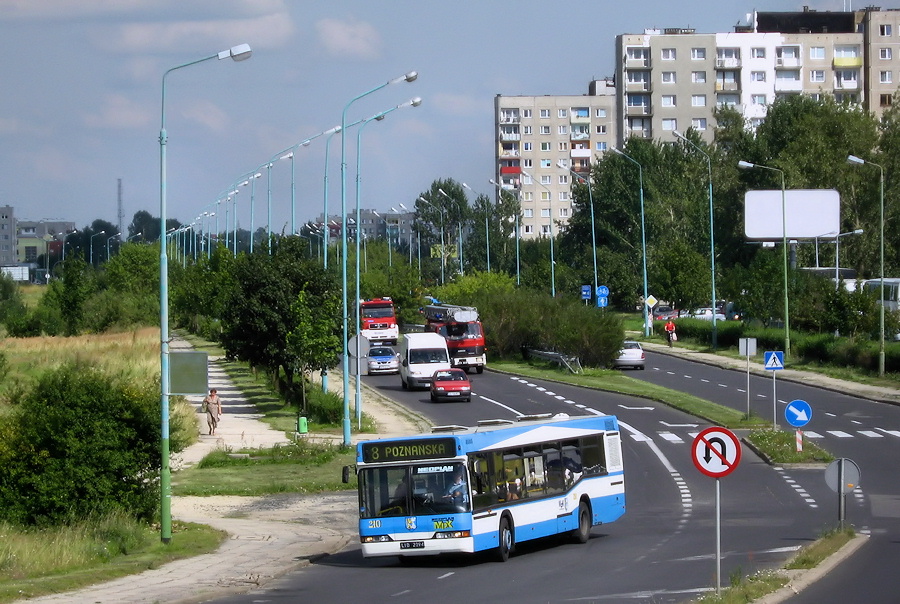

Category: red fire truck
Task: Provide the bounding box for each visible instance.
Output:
[360,298,399,345]
[423,303,486,373]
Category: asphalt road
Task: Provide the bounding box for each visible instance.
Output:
[215,351,863,603]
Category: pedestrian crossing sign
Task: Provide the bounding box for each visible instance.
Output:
[764,351,784,370]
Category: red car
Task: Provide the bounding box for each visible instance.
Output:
[430,368,472,402]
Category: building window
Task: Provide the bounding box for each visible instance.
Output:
[557,158,569,168]
[834,45,859,58]
[661,118,676,131]
[776,70,801,83]
[523,142,533,151]
[777,46,799,59]
[540,109,550,118]
[691,71,706,83]
[559,207,569,217]
[717,47,740,60]
[540,224,551,235]
[558,141,569,151]
[541,190,551,201]
[523,125,532,135]
[595,125,607,134]
[691,48,706,60]
[751,47,766,58]
[540,142,550,151]
[810,70,825,83]
[523,208,534,218]
[752,94,767,105]
[595,108,607,118]
[692,94,706,107]
[524,225,534,235]
[881,93,893,107]
[627,47,649,62]
[522,109,532,118]
[541,159,551,168]
[662,48,676,60]
[810,46,825,60]
[556,109,566,118]
[881,48,893,60]
[540,208,550,218]
[596,141,607,151]
[691,117,707,130]
[751,71,766,82]
[836,69,858,87]
[881,24,892,36]
[716,94,739,107]
[558,125,568,135]
[662,95,676,107]
[662,71,676,83]
[540,125,551,134]
[558,174,568,185]
[540,175,551,186]
[881,71,893,84]
[523,192,533,202]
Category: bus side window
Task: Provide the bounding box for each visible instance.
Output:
[469,453,497,509]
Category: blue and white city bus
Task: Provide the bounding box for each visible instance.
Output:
[354,413,625,562]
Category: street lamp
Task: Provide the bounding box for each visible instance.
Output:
[490,179,520,285]
[90,230,106,266]
[158,42,251,543]
[398,203,414,266]
[106,232,120,262]
[847,154,885,376]
[437,188,464,276]
[339,70,418,446]
[127,231,143,243]
[834,228,864,289]
[62,229,78,261]
[738,160,790,356]
[611,148,650,337]
[418,195,445,284]
[247,171,262,253]
[522,171,556,297]
[461,183,490,272]
[674,131,717,348]
[557,163,597,302]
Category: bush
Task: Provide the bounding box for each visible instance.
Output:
[305,385,343,424]
[0,362,162,526]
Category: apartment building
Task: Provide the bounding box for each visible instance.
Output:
[0,206,16,265]
[493,82,617,238]
[494,7,900,239]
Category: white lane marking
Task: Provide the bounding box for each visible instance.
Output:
[660,421,699,428]
[877,428,900,437]
[684,375,692,379]
[858,430,883,438]
[478,395,524,416]
[701,379,710,383]
[437,572,455,579]
[803,431,824,438]
[827,430,854,438]
[736,388,746,393]
[619,404,655,410]
[718,383,728,388]
[659,432,683,443]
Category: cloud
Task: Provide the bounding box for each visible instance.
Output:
[180,99,229,133]
[431,93,490,117]
[315,18,381,60]
[83,94,152,129]
[95,11,294,53]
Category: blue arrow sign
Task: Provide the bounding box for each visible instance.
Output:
[785,399,812,428]
[764,351,784,371]
[596,296,608,308]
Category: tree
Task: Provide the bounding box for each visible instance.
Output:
[286,290,341,412]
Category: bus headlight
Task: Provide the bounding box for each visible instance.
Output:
[361,535,393,543]
[433,531,470,539]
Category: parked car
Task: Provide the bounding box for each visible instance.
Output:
[692,308,726,321]
[366,346,400,375]
[430,368,472,402]
[613,341,645,370]
[653,305,679,320]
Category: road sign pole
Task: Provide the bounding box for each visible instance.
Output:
[796,430,803,452]
[746,355,750,418]
[772,371,777,428]
[839,459,846,530]
[715,477,721,596]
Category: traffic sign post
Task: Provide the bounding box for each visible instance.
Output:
[581,285,591,301]
[825,458,861,530]
[739,338,757,417]
[692,427,742,596]
[785,399,812,452]
[764,351,784,428]
[595,285,609,309]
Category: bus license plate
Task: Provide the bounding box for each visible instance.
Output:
[400,541,425,549]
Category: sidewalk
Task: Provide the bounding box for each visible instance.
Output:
[24,341,431,604]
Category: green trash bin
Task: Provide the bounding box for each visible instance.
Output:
[297,416,308,434]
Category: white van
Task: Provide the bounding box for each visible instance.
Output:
[397,332,451,390]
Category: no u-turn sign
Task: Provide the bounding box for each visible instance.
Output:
[692,427,742,478]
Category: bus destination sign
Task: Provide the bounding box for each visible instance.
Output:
[361,437,458,463]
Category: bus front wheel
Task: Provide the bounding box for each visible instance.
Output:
[573,501,591,544]
[497,517,514,562]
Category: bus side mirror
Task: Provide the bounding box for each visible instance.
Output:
[342,465,351,483]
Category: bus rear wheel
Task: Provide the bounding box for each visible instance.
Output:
[573,501,591,544]
[497,517,514,562]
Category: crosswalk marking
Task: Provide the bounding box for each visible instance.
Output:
[858,430,883,438]
[827,430,854,438]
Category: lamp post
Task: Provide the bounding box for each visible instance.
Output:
[490,179,520,285]
[418,195,445,284]
[557,163,597,302]
[106,233,120,262]
[674,131,718,348]
[437,188,464,276]
[522,171,555,297]
[90,230,106,266]
[232,179,250,256]
[127,231,143,243]
[247,171,262,253]
[339,71,418,447]
[62,229,78,261]
[461,183,490,272]
[847,154,885,376]
[738,160,790,356]
[158,42,251,543]
[612,148,650,337]
[399,203,413,266]
[834,229,864,289]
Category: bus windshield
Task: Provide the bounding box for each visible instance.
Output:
[359,462,470,518]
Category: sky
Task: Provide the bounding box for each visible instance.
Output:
[0,0,855,235]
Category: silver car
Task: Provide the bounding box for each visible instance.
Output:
[613,341,645,370]
[366,346,400,375]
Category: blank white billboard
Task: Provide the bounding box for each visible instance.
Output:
[744,189,840,240]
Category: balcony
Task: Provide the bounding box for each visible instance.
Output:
[625,81,651,92]
[775,57,802,68]
[835,78,859,90]
[500,166,522,174]
[570,131,590,141]
[774,78,803,92]
[834,57,863,68]
[499,149,520,158]
[627,129,652,139]
[570,148,592,158]
[569,112,591,124]
[625,55,651,69]
[499,132,521,141]
[715,58,741,69]
[714,81,740,92]
[626,104,652,116]
[499,114,520,124]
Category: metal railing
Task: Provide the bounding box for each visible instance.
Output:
[526,349,583,374]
